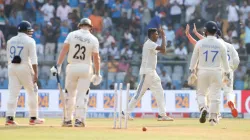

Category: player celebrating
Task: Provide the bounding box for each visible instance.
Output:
[189,21,231,126]
[186,24,240,118]
[123,27,174,121]
[51,18,102,127]
[6,21,44,125]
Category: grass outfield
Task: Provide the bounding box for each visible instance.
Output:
[0,118,249,140]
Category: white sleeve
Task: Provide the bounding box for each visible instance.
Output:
[29,40,38,65]
[149,41,158,50]
[231,45,240,70]
[220,43,230,73]
[189,42,199,70]
[64,32,72,44]
[92,37,99,53]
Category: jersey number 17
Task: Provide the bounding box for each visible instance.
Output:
[73,44,86,60]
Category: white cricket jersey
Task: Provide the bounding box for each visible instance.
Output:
[219,39,240,70]
[64,29,99,65]
[7,32,38,65]
[139,39,159,75]
[190,36,230,73]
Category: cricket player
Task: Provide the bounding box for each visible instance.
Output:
[186,24,240,118]
[50,18,102,127]
[123,28,174,121]
[189,21,231,126]
[6,21,44,125]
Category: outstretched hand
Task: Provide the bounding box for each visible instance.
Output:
[159,26,165,37]
[185,24,190,35]
[193,23,197,34]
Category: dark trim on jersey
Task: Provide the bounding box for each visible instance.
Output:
[135,74,146,100]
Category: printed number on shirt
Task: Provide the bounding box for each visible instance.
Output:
[73,44,86,60]
[10,46,23,58]
[203,50,218,62]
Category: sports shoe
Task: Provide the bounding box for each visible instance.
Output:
[228,101,238,118]
[62,120,73,127]
[74,119,85,127]
[209,118,218,126]
[29,118,45,125]
[121,111,134,120]
[5,120,18,126]
[217,113,222,121]
[157,115,174,121]
[199,107,208,123]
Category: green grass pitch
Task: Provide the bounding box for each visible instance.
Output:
[0,118,249,140]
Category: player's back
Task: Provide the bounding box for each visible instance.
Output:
[220,39,237,68]
[66,29,99,65]
[196,36,227,70]
[7,33,36,65]
[139,39,158,75]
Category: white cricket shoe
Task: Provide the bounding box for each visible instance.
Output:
[121,111,134,120]
[157,115,174,121]
[199,107,208,123]
[29,118,45,125]
[209,118,218,126]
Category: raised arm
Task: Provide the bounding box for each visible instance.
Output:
[193,23,204,40]
[185,24,197,45]
[156,27,166,53]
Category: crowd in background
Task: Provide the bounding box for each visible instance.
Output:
[0,0,249,90]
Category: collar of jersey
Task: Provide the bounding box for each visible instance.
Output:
[206,36,216,39]
[17,32,29,37]
[80,29,90,33]
[148,39,156,43]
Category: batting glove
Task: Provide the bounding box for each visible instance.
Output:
[91,74,102,85]
[50,65,61,76]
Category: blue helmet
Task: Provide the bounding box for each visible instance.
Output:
[17,21,33,32]
[204,21,218,34]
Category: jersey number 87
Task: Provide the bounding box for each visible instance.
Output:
[73,44,86,60]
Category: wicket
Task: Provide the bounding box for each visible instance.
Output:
[113,83,130,129]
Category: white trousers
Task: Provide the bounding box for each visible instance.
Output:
[64,64,92,121]
[127,71,167,116]
[196,69,222,114]
[7,64,38,117]
[223,70,235,103]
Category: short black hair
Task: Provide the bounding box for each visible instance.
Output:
[147,28,157,38]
